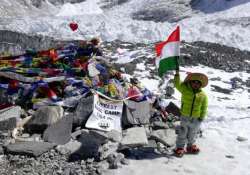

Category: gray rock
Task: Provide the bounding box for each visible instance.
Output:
[246,79,250,88]
[31,134,42,142]
[15,137,37,142]
[1,133,12,147]
[56,140,82,155]
[121,127,148,147]
[113,62,137,75]
[43,115,73,145]
[73,95,94,127]
[107,153,126,169]
[5,141,55,157]
[165,102,181,116]
[120,157,129,165]
[115,152,129,166]
[26,106,64,133]
[0,89,7,104]
[151,121,169,130]
[48,0,87,6]
[0,106,21,131]
[21,133,30,138]
[132,0,191,23]
[0,146,3,155]
[15,134,42,142]
[107,130,122,142]
[225,155,235,159]
[101,0,129,9]
[0,30,60,55]
[146,139,158,148]
[98,161,109,173]
[71,129,83,140]
[63,168,71,175]
[211,85,233,94]
[150,129,176,147]
[99,141,119,161]
[107,154,118,169]
[75,131,103,159]
[89,130,109,145]
[237,136,248,142]
[116,153,125,161]
[122,100,151,127]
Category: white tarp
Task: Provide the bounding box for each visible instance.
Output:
[85,94,123,132]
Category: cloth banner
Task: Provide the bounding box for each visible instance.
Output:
[85,94,123,132]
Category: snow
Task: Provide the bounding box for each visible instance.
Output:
[191,0,250,14]
[56,0,103,17]
[140,77,159,93]
[104,65,250,175]
[115,49,141,64]
[2,0,250,50]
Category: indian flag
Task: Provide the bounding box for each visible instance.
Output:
[155,26,180,77]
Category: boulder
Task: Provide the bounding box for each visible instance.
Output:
[120,127,148,147]
[43,115,73,145]
[211,85,233,94]
[25,106,64,133]
[89,130,108,145]
[99,141,119,161]
[236,136,248,142]
[151,121,169,130]
[0,106,21,131]
[0,146,3,155]
[150,129,176,147]
[165,102,181,116]
[71,129,83,140]
[73,95,94,127]
[0,89,7,104]
[122,100,151,128]
[107,153,122,169]
[56,140,82,155]
[5,141,55,157]
[71,130,104,159]
[107,130,122,142]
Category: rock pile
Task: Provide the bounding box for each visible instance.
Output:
[0,102,178,174]
[0,40,180,174]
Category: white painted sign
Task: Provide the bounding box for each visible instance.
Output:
[85,94,123,132]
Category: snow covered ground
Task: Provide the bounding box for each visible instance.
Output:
[104,65,250,175]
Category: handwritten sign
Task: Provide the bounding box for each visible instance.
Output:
[85,94,123,132]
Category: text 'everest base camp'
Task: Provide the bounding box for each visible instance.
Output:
[0,1,250,175]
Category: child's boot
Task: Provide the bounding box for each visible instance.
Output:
[186,145,200,154]
[174,148,185,157]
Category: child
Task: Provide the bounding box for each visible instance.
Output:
[174,70,208,157]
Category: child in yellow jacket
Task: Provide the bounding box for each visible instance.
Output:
[174,69,208,157]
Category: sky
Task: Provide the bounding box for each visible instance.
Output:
[1,0,250,174]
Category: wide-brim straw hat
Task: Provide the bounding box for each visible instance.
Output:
[184,72,208,88]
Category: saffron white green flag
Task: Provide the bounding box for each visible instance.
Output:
[155,26,180,77]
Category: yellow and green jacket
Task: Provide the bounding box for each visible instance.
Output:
[174,74,208,119]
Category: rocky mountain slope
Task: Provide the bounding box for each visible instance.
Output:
[1,30,249,74]
[1,0,247,20]
[0,0,87,17]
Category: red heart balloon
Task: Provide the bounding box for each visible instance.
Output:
[69,22,78,31]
